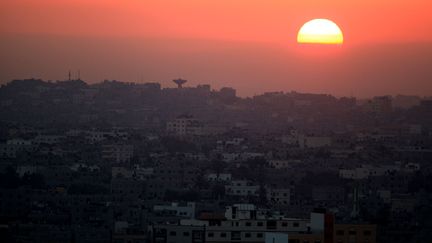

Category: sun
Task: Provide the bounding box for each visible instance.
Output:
[297,19,344,45]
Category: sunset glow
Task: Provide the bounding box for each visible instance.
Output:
[1,0,432,97]
[297,19,344,45]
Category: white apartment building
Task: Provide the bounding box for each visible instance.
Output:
[7,139,32,146]
[225,180,260,197]
[339,164,400,179]
[153,202,196,218]
[33,135,64,145]
[266,188,291,206]
[166,115,203,136]
[268,160,302,169]
[207,173,232,182]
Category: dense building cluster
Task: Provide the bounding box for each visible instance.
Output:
[0,78,432,243]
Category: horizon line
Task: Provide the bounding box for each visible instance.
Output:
[2,77,431,100]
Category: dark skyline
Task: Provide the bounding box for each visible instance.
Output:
[1,76,431,243]
[1,34,432,98]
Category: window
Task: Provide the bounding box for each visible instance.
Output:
[363,230,372,236]
[231,231,241,240]
[349,230,357,235]
[267,220,277,229]
[257,222,264,226]
[257,233,263,238]
[293,222,300,227]
[193,231,203,240]
[336,230,344,236]
[169,231,176,236]
[246,222,252,226]
[207,233,214,238]
[245,233,251,238]
[282,222,288,227]
[183,232,190,236]
[220,233,227,238]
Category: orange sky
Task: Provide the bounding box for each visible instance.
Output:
[2,0,432,45]
[1,0,432,97]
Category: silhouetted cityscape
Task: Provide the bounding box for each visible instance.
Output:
[1,78,432,243]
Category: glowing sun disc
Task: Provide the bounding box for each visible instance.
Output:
[297,19,344,44]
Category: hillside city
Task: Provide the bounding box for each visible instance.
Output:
[0,78,432,243]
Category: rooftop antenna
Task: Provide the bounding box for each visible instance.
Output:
[68,70,71,81]
[78,70,81,80]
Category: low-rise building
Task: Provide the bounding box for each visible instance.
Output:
[102,145,134,163]
[304,136,332,148]
[334,224,377,243]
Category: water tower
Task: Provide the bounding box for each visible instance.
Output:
[173,78,187,88]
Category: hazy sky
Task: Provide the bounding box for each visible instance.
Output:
[1,0,432,97]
